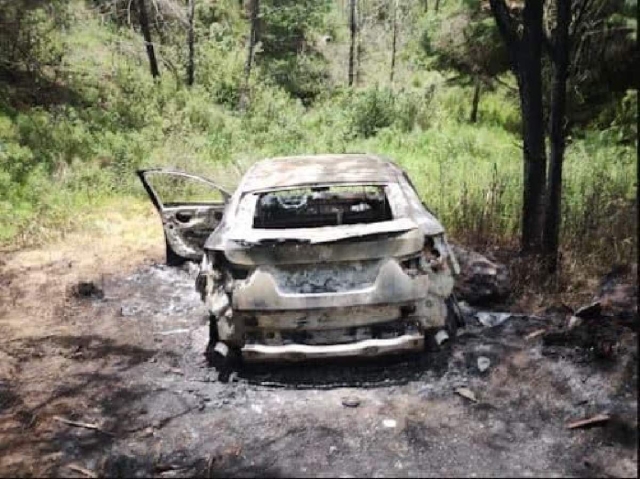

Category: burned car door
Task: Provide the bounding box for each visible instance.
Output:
[137,169,231,265]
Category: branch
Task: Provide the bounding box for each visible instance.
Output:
[570,0,593,39]
[492,75,518,93]
[489,0,520,49]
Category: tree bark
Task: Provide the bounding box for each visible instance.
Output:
[543,0,571,272]
[186,0,195,86]
[390,0,398,84]
[137,0,160,78]
[470,78,481,123]
[348,0,357,86]
[518,0,547,254]
[239,0,259,109]
[435,0,441,13]
[489,0,547,254]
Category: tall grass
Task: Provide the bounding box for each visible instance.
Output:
[0,6,636,278]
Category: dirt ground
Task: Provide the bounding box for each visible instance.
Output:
[0,206,637,478]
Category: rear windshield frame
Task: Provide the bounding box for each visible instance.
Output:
[248,183,397,230]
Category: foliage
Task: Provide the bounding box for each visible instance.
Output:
[0,0,635,274]
[257,0,333,103]
[422,9,509,80]
[0,0,71,76]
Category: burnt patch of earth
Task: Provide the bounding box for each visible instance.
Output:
[0,262,637,478]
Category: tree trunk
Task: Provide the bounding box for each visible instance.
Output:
[435,0,441,13]
[137,0,160,78]
[390,0,398,84]
[186,0,195,86]
[518,0,546,254]
[239,0,259,109]
[470,78,481,123]
[348,0,357,86]
[489,0,547,255]
[543,0,571,272]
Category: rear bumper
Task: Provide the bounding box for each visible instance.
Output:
[241,333,424,362]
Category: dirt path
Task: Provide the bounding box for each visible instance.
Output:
[0,209,637,478]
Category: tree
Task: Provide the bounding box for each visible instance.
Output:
[348,0,357,86]
[542,0,571,272]
[186,0,195,86]
[0,0,70,81]
[137,0,160,78]
[489,0,547,255]
[489,0,636,270]
[422,10,510,123]
[254,0,331,103]
[239,0,259,109]
[390,0,399,83]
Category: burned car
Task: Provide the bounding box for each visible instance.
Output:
[139,154,462,373]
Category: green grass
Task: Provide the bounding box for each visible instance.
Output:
[0,1,636,276]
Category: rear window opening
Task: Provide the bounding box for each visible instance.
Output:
[253,185,393,229]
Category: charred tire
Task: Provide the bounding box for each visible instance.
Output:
[165,237,186,267]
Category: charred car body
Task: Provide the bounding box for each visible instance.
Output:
[139,154,462,372]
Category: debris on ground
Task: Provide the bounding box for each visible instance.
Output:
[382,419,397,428]
[2,254,637,478]
[574,301,602,319]
[566,413,611,430]
[543,303,574,318]
[454,387,478,402]
[457,301,476,316]
[595,263,638,318]
[341,397,361,408]
[53,416,114,436]
[477,356,491,372]
[154,329,190,336]
[475,312,514,327]
[435,330,449,345]
[525,329,546,340]
[71,281,104,300]
[66,464,98,478]
[567,315,583,330]
[450,245,510,306]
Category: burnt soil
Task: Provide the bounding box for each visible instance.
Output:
[0,262,637,478]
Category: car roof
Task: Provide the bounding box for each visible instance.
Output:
[239,154,403,192]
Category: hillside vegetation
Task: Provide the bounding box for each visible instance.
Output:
[0,0,636,284]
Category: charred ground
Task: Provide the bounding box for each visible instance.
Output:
[0,247,637,478]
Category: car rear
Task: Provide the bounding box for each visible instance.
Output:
[198,181,456,362]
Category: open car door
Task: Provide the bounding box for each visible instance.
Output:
[137,169,232,265]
